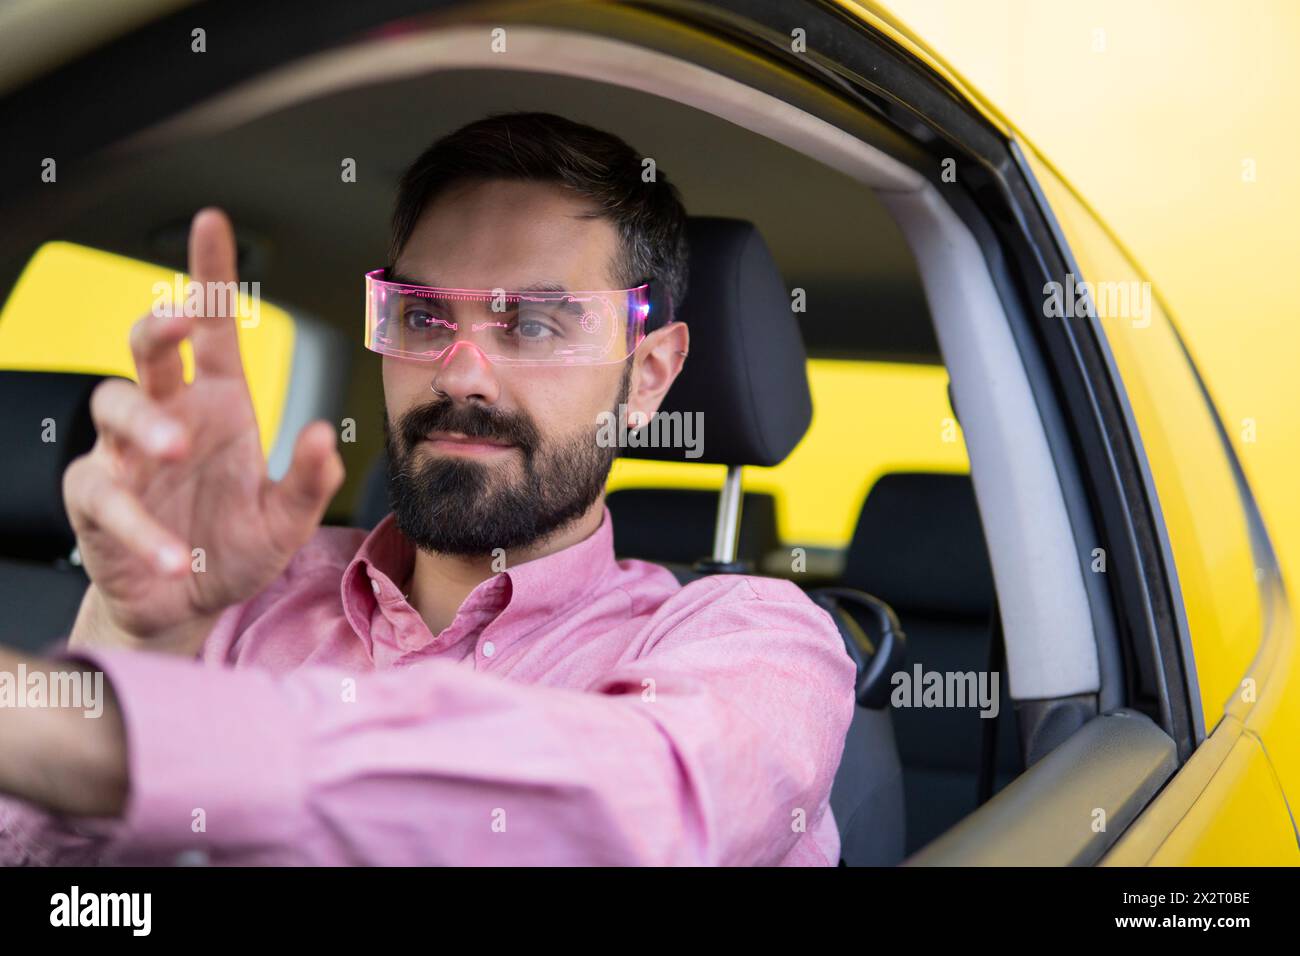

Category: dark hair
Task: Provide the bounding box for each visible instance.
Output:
[389,112,689,317]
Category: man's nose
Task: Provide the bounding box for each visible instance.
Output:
[431,340,501,404]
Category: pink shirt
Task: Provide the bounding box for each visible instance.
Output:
[0,508,855,865]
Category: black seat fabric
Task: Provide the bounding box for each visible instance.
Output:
[623,218,812,467]
[843,472,993,616]
[831,706,905,865]
[841,472,1021,854]
[0,557,87,652]
[0,371,103,651]
[607,488,778,567]
[356,450,392,530]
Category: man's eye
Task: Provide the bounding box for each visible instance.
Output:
[513,313,559,339]
[404,311,452,333]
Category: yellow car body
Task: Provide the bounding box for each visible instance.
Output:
[0,0,1294,865]
[839,0,1300,863]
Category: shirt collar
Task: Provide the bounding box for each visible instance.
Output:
[341,506,619,658]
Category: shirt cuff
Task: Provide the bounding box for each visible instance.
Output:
[0,796,118,866]
[60,646,308,864]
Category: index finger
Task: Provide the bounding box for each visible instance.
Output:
[188,206,247,380]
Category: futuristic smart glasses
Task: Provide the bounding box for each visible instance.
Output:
[364,269,664,367]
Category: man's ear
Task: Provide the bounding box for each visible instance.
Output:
[627,321,689,425]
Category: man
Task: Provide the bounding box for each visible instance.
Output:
[0,113,855,866]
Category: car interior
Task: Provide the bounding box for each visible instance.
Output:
[0,21,1122,863]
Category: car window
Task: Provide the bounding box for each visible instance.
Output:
[0,240,296,457]
[1023,151,1263,732]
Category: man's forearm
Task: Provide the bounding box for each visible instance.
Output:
[0,647,129,817]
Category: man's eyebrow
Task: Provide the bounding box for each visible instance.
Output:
[385,269,437,288]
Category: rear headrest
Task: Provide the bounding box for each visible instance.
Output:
[606,488,779,566]
[627,218,811,467]
[0,370,105,560]
[842,472,994,619]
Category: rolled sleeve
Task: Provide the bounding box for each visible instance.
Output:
[63,647,310,864]
[0,797,117,866]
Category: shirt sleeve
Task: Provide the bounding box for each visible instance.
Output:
[60,579,856,866]
[0,797,120,866]
[0,602,241,866]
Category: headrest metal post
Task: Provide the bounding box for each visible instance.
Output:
[712,465,744,564]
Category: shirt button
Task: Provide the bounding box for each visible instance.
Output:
[481,641,496,658]
[371,579,381,596]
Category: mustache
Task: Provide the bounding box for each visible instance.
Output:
[396,398,541,456]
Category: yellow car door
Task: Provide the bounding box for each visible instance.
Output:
[1016,146,1298,864]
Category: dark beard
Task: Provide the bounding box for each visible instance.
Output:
[383,366,629,557]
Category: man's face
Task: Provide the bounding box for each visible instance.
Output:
[382,179,630,556]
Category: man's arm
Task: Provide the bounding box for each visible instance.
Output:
[0,648,128,817]
[0,581,855,866]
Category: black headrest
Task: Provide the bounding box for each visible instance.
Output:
[627,218,811,467]
[841,472,994,619]
[0,370,106,560]
[606,488,779,566]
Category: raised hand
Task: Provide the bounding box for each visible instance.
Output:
[63,208,345,653]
